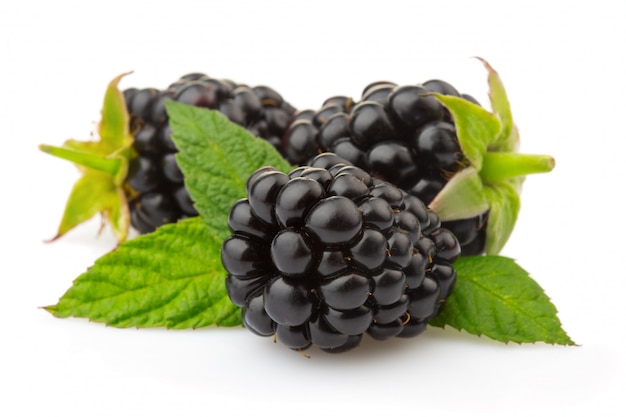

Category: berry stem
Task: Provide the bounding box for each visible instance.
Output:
[39,144,122,177]
[480,152,555,184]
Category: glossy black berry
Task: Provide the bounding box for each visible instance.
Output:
[349,101,396,149]
[270,230,316,277]
[123,73,297,234]
[414,122,463,175]
[128,192,178,234]
[305,196,363,245]
[386,85,444,130]
[223,154,460,353]
[280,77,486,255]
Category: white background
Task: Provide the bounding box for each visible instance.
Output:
[2,1,625,416]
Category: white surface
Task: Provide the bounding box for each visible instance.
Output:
[2,1,625,416]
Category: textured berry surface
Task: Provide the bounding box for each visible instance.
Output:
[124,73,296,233]
[222,153,460,353]
[280,79,485,254]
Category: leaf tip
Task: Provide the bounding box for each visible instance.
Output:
[109,71,135,87]
[41,305,58,315]
[473,56,495,73]
[43,234,63,244]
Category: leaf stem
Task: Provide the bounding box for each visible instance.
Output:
[480,152,555,184]
[39,144,122,177]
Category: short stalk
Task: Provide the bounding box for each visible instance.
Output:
[480,152,555,184]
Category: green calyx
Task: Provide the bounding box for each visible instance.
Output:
[39,72,134,243]
[428,59,555,255]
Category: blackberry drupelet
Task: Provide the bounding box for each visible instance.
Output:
[222,153,460,353]
[280,79,485,254]
[123,73,297,234]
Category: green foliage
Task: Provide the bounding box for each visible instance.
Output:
[46,218,242,328]
[166,101,293,236]
[431,256,575,345]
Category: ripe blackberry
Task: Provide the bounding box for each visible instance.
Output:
[222,153,460,353]
[123,73,297,233]
[280,79,484,254]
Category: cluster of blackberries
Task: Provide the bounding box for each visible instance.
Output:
[123,73,296,233]
[221,153,460,353]
[280,79,486,254]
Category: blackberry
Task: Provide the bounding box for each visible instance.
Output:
[222,153,460,353]
[280,79,485,255]
[123,73,297,233]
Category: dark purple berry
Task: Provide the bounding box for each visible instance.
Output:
[281,120,319,165]
[221,235,269,278]
[279,78,486,256]
[367,142,419,187]
[422,79,460,96]
[127,157,160,193]
[349,101,396,149]
[305,196,363,245]
[264,276,315,326]
[386,85,444,130]
[222,155,460,353]
[270,229,316,277]
[124,73,297,236]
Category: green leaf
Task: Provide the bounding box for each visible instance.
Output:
[430,256,575,345]
[165,100,294,235]
[45,217,242,329]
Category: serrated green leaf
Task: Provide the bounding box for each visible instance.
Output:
[432,93,501,169]
[483,180,522,255]
[430,256,575,345]
[166,101,294,236]
[45,217,241,329]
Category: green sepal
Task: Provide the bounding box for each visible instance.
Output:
[483,180,521,255]
[39,73,134,242]
[429,167,489,221]
[431,94,501,169]
[98,71,135,153]
[478,57,518,151]
[38,144,127,185]
[430,59,555,254]
[50,171,129,241]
